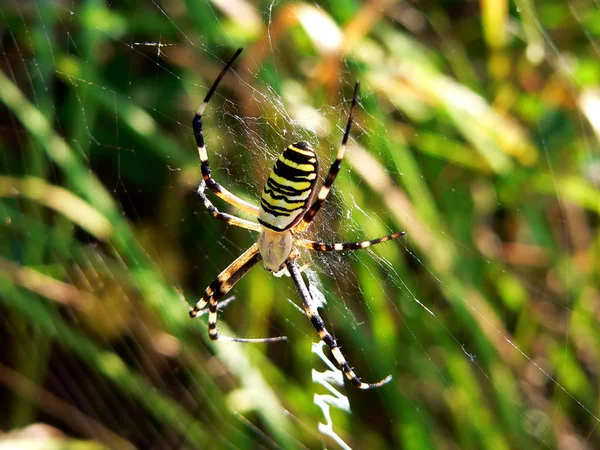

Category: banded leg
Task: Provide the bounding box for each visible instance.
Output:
[296,231,405,252]
[272,260,314,278]
[193,47,260,216]
[296,81,360,232]
[190,244,286,343]
[286,259,391,389]
[192,296,236,317]
[197,180,261,232]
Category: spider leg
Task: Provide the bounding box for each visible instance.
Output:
[272,260,313,278]
[190,243,287,343]
[286,259,391,389]
[193,48,261,217]
[296,231,405,252]
[192,295,236,317]
[197,180,261,232]
[296,82,360,232]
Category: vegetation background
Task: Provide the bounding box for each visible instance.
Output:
[0,0,599,449]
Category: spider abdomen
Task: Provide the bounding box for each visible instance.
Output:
[258,142,319,231]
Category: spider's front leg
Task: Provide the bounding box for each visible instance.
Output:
[286,259,392,389]
[193,48,260,217]
[190,243,287,343]
[296,81,360,233]
[196,180,262,232]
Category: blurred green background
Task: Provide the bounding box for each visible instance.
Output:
[1,0,599,449]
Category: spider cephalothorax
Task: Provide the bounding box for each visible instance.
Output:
[188,48,405,389]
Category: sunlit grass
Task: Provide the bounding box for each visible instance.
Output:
[0,0,598,449]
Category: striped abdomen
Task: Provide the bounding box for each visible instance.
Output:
[258,142,319,231]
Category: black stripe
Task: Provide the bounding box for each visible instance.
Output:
[273,160,316,181]
[260,199,302,213]
[203,48,243,104]
[206,178,222,193]
[341,82,359,147]
[192,115,205,148]
[292,141,311,150]
[283,147,316,165]
[322,333,336,348]
[267,178,305,196]
[208,278,222,294]
[322,160,341,187]
[350,377,362,387]
[341,362,352,374]
[310,315,325,331]
[260,201,292,217]
[258,219,287,231]
[263,186,309,202]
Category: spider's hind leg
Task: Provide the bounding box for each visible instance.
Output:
[286,259,391,389]
[272,260,314,278]
[190,243,287,343]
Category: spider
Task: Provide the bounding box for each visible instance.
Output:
[189,48,405,389]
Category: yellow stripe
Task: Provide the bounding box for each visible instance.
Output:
[278,154,315,172]
[288,145,315,156]
[263,187,311,202]
[261,192,306,211]
[269,173,312,191]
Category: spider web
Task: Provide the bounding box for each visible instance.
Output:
[0,0,599,449]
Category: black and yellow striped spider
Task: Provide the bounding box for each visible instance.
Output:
[189,49,405,389]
